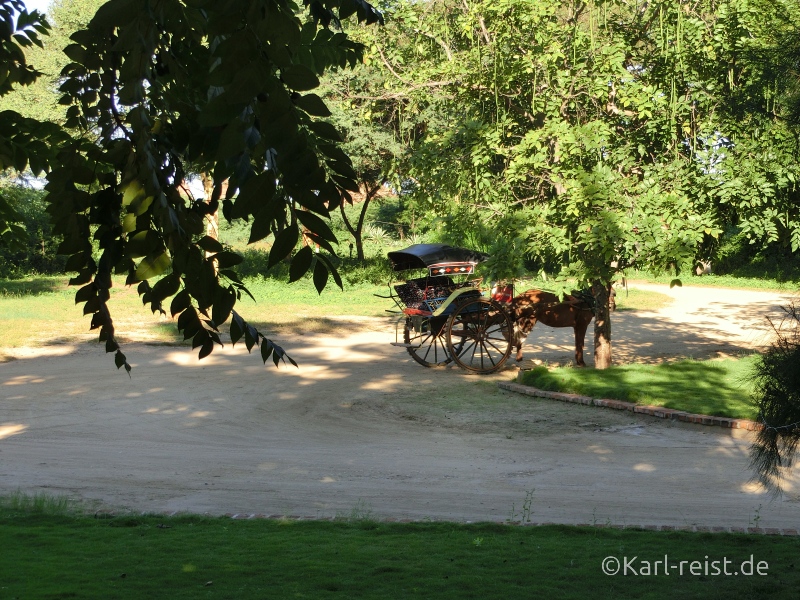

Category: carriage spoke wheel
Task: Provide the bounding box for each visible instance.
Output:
[445,297,512,374]
[404,316,455,368]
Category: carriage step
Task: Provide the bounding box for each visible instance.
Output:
[390,342,420,348]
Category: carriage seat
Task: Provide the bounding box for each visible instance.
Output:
[393,276,454,311]
[394,275,481,314]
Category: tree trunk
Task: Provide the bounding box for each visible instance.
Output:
[201,172,219,242]
[592,279,612,369]
[201,172,220,275]
[340,201,365,260]
[339,181,382,262]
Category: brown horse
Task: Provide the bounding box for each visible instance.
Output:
[509,289,599,366]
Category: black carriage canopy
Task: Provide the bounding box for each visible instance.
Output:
[387,244,489,272]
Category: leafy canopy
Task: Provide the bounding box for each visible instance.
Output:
[39,0,382,371]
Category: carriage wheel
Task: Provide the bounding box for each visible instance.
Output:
[445,297,513,374]
[404,316,456,368]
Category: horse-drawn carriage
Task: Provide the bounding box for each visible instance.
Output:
[382,244,516,374]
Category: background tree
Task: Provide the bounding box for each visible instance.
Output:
[321,67,403,260]
[0,0,105,124]
[0,0,68,250]
[348,0,800,368]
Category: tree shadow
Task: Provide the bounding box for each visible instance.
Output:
[0,277,67,297]
[517,297,790,368]
[4,308,800,525]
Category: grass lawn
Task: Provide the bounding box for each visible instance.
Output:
[518,356,758,420]
[1,503,797,600]
[0,275,671,353]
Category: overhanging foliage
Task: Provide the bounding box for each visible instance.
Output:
[38,0,382,371]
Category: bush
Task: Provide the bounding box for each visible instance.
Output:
[749,304,800,492]
[712,227,800,282]
[0,185,66,278]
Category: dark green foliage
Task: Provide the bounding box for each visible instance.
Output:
[0,185,66,278]
[0,0,49,95]
[0,1,70,251]
[2,511,800,599]
[712,228,800,283]
[749,305,800,492]
[37,0,382,370]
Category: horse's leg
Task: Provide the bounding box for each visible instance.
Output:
[574,316,589,367]
[515,319,536,362]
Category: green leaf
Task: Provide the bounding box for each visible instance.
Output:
[268,226,299,268]
[313,258,328,294]
[230,312,245,345]
[75,283,96,304]
[212,285,236,327]
[260,338,274,364]
[135,252,171,281]
[232,172,277,220]
[307,120,343,142]
[294,93,331,117]
[197,236,224,253]
[198,339,215,360]
[296,210,337,242]
[289,245,314,282]
[318,254,342,289]
[64,252,89,273]
[280,65,320,91]
[215,251,244,269]
[114,350,131,374]
[669,279,683,288]
[170,290,191,317]
[152,273,181,300]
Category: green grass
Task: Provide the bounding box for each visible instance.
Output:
[613,287,673,311]
[0,490,79,516]
[0,276,670,354]
[1,503,798,599]
[627,270,800,292]
[519,356,758,420]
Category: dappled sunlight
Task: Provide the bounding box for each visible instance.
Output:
[161,350,236,367]
[587,445,612,462]
[143,404,195,415]
[3,283,800,526]
[710,444,750,459]
[740,481,769,495]
[0,345,78,361]
[2,374,49,385]
[362,373,405,391]
[188,411,212,418]
[0,423,27,440]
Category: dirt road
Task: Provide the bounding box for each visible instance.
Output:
[2,282,800,528]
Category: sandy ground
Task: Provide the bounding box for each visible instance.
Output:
[2,282,800,528]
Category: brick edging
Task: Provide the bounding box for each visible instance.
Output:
[129,512,788,534]
[498,381,762,431]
